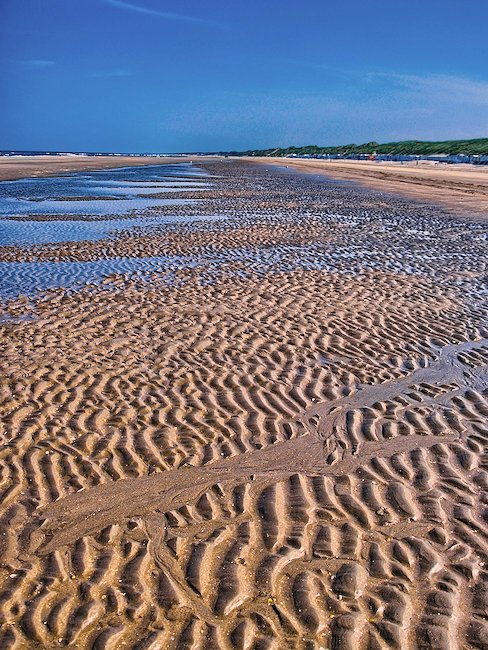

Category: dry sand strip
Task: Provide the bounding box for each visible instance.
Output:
[0,160,487,649]
[245,156,488,218]
[0,155,214,181]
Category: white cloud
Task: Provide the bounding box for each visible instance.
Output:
[103,0,215,25]
[21,59,55,68]
[370,72,488,105]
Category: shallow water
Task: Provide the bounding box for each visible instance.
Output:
[0,232,481,299]
[0,243,333,298]
[0,240,434,299]
[0,196,196,217]
[2,161,482,301]
[0,256,194,297]
[0,163,208,217]
[0,213,221,246]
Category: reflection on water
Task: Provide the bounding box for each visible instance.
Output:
[0,163,224,299]
[0,244,330,298]
[0,243,390,299]
[0,162,220,298]
[0,163,208,217]
[0,256,193,298]
[0,213,221,246]
[0,196,195,217]
[0,235,478,300]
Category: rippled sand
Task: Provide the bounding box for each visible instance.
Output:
[250,156,488,217]
[0,162,487,649]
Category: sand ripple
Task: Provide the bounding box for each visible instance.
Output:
[0,161,487,649]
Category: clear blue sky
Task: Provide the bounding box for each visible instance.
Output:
[1,0,487,152]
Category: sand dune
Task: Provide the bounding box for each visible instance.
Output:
[0,161,487,648]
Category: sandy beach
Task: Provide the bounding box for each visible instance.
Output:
[0,160,487,649]
[246,157,488,218]
[0,155,199,181]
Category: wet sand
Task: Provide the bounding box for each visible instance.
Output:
[0,161,487,649]
[247,156,488,217]
[0,155,204,181]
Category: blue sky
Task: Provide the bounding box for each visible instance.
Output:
[1,0,487,152]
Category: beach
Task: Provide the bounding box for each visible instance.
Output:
[247,156,488,218]
[0,159,487,649]
[0,155,198,181]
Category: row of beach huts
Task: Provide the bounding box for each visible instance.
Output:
[288,153,488,165]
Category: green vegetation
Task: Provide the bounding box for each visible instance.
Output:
[228,138,488,157]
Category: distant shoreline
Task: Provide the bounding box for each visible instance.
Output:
[0,154,203,181]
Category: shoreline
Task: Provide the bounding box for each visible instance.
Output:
[242,156,488,217]
[0,154,213,181]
